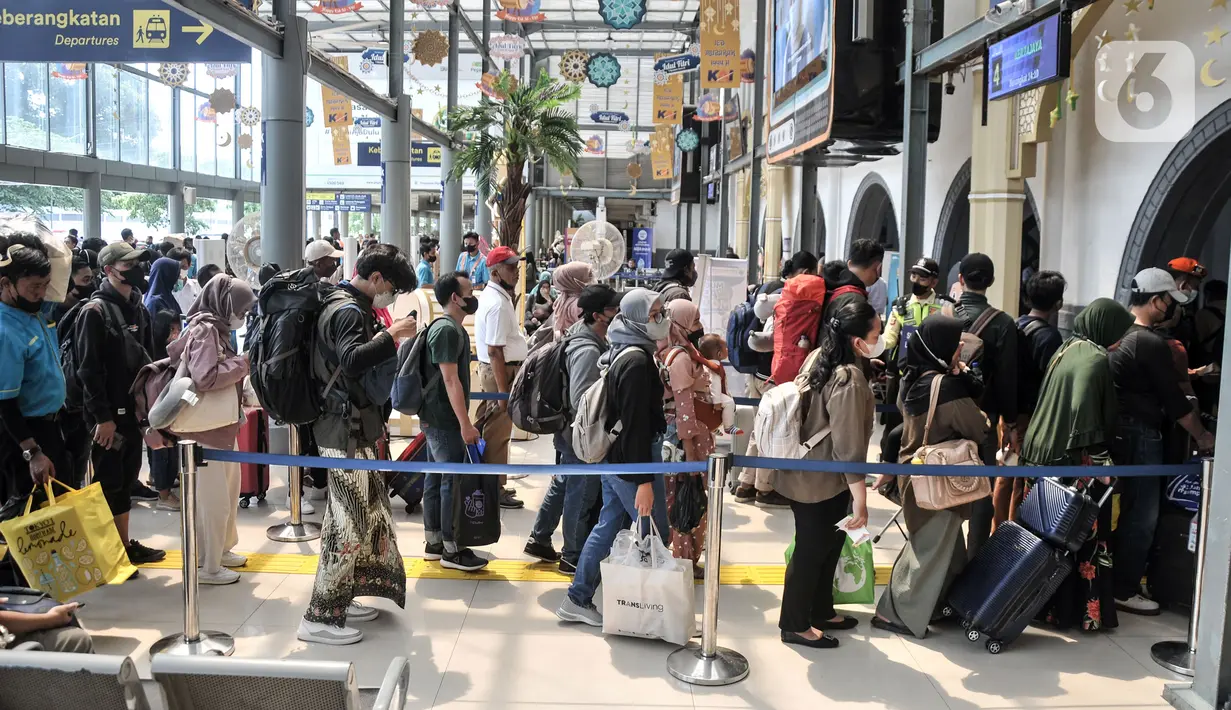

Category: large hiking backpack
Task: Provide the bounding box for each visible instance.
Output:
[57,296,127,413]
[509,331,597,434]
[392,317,447,416]
[770,274,828,385]
[571,347,641,463]
[248,268,333,425]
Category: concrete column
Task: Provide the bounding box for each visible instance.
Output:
[438,7,463,270]
[309,211,321,241]
[261,7,308,270]
[381,93,412,251]
[338,210,350,240]
[230,190,245,232]
[734,171,749,256]
[476,0,494,245]
[763,166,785,279]
[83,172,102,240]
[362,211,373,235]
[169,184,186,234]
[525,192,537,256]
[799,167,818,256]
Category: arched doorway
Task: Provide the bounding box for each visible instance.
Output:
[844,173,899,256]
[800,192,826,257]
[1117,98,1231,301]
[932,158,1041,314]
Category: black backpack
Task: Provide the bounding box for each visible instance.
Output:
[392,317,448,416]
[509,330,596,434]
[248,268,334,425]
[57,296,127,413]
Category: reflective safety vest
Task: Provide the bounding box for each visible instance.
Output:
[891,294,951,375]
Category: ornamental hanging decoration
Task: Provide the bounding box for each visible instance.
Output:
[410,0,450,6]
[560,50,589,83]
[237,134,253,150]
[496,0,547,23]
[740,49,756,83]
[626,162,642,179]
[413,30,449,67]
[653,52,700,83]
[52,63,89,81]
[584,135,606,155]
[598,0,646,29]
[159,63,190,86]
[312,0,363,13]
[196,103,217,123]
[590,109,630,126]
[695,93,722,121]
[477,72,518,99]
[238,106,262,127]
[208,88,236,114]
[205,63,239,79]
[490,34,527,60]
[586,52,622,88]
[305,106,315,127]
[675,127,700,152]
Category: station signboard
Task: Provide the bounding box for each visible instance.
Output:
[986,12,1070,101]
[306,192,372,212]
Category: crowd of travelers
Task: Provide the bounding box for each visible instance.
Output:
[0,218,1223,656]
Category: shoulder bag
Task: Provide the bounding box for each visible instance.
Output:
[910,374,991,511]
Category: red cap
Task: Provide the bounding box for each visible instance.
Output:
[1168,257,1208,279]
[486,245,521,267]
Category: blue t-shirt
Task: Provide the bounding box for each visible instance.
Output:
[456,252,490,287]
[0,302,66,417]
[416,259,435,287]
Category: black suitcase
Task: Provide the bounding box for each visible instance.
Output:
[945,521,1073,654]
[389,432,427,513]
[1146,508,1197,609]
[1018,478,1110,552]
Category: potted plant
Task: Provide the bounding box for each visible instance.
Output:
[447,69,584,251]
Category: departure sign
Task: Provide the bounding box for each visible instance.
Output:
[986,13,1068,101]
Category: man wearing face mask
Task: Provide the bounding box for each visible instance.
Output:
[305,239,344,285]
[166,247,200,313]
[1108,268,1215,617]
[654,248,697,304]
[53,254,98,490]
[456,231,490,289]
[75,242,162,565]
[416,242,438,287]
[474,246,528,510]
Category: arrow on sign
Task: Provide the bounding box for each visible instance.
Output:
[183,24,214,45]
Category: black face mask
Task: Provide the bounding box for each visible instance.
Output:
[4,283,43,314]
[427,255,437,263]
[464,243,478,254]
[116,266,147,293]
[1160,296,1178,322]
[687,328,704,348]
[72,281,97,299]
[910,281,931,297]
[460,295,479,315]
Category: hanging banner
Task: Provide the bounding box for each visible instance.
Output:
[51,63,88,80]
[631,227,653,269]
[489,34,526,60]
[496,0,546,23]
[313,0,363,14]
[699,0,739,88]
[321,56,354,128]
[695,93,722,122]
[651,125,674,179]
[332,125,352,166]
[584,135,605,155]
[652,54,684,125]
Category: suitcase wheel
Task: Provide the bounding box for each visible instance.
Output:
[257,493,266,503]
[966,628,981,642]
[985,639,1003,654]
[239,497,250,509]
[940,606,954,618]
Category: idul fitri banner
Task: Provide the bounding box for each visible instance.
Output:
[652,54,684,125]
[699,0,739,88]
[651,125,674,179]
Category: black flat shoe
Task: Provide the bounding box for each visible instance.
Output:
[871,616,915,637]
[781,630,839,649]
[816,615,859,631]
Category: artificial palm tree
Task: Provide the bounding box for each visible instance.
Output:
[447,69,584,250]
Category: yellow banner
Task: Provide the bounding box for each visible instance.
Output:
[321,56,354,128]
[699,0,739,89]
[306,191,335,201]
[652,54,684,125]
[332,125,352,166]
[651,125,674,179]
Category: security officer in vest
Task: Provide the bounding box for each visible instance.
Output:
[876,257,952,460]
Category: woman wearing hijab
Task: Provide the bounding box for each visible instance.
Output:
[872,315,992,638]
[166,273,256,585]
[142,258,183,511]
[144,257,183,320]
[657,299,714,574]
[556,288,672,628]
[1020,298,1133,632]
[551,262,593,336]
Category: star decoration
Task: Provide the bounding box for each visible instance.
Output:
[1206,24,1229,44]
[1125,22,1141,41]
[1097,51,1109,72]
[1067,88,1079,111]
[1125,0,1141,13]
[1049,106,1061,127]
[417,87,424,94]
[1096,30,1114,47]
[1215,0,1228,10]
[1126,52,1137,73]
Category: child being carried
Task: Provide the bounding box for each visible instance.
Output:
[696,334,743,436]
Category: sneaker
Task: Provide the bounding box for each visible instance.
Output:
[500,488,525,509]
[558,559,577,576]
[1115,594,1161,616]
[755,490,792,508]
[221,551,248,568]
[424,541,444,561]
[733,485,757,504]
[524,539,560,563]
[441,548,488,572]
[297,619,363,646]
[126,540,166,564]
[556,597,602,627]
[286,493,315,515]
[346,601,379,622]
[724,425,745,436]
[198,568,240,585]
[156,494,181,511]
[305,487,329,502]
[130,482,159,501]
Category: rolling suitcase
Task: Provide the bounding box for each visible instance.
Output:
[1018,478,1111,552]
[238,409,268,508]
[944,521,1073,654]
[389,432,427,513]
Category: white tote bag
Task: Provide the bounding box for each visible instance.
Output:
[600,518,696,646]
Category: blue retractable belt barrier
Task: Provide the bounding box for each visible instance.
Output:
[468,390,897,412]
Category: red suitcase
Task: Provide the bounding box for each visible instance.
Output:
[238,409,268,508]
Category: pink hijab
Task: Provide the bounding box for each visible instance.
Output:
[552,262,594,334]
[656,299,704,356]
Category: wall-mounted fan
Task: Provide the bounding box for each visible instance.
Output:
[226,211,262,287]
[566,199,626,280]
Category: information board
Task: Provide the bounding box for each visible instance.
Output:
[631,227,653,270]
[0,0,251,62]
[306,192,372,212]
[986,13,1068,101]
[357,141,442,168]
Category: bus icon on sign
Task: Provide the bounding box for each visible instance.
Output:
[133,10,171,49]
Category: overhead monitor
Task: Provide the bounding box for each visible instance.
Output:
[986,12,1070,102]
[766,0,834,163]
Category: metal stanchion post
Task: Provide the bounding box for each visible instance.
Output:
[151,441,236,657]
[667,453,750,686]
[1151,457,1214,676]
[267,423,321,542]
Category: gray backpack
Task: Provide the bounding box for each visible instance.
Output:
[570,347,640,464]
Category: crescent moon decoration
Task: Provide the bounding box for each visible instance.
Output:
[1202,59,1227,87]
[218,131,232,147]
[1096,79,1116,102]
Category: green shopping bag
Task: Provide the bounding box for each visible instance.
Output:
[784,536,875,605]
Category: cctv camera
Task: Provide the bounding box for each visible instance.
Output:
[945,71,956,95]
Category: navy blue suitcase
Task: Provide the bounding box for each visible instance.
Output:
[1018,478,1109,553]
[389,432,427,513]
[945,521,1073,653]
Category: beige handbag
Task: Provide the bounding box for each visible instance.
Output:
[910,375,991,511]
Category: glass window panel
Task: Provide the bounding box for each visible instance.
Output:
[95,64,120,160]
[49,67,88,154]
[4,63,50,151]
[148,79,173,168]
[119,70,149,164]
[179,89,195,173]
[195,96,216,176]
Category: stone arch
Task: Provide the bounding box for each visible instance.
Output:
[843,172,899,258]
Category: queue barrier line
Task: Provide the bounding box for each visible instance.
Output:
[466,390,899,412]
[730,456,1201,478]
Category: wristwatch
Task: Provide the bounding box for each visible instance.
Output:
[21,445,41,462]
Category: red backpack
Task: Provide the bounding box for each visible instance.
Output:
[771,275,828,384]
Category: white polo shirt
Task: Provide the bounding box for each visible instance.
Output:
[474,280,529,364]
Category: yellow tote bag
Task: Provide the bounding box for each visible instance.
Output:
[0,480,137,600]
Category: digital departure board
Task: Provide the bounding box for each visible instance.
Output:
[986,12,1069,101]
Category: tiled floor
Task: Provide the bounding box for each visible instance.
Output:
[73,433,1188,709]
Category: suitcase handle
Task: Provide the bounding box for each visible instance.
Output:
[1073,476,1116,509]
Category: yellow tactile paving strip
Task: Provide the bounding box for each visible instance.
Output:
[141,551,894,586]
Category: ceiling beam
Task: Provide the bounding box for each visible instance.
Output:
[533,186,668,200]
[532,48,679,60]
[452,4,495,69]
[307,19,689,35]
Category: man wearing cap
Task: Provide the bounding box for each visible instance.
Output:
[474,245,527,509]
[1166,257,1207,355]
[305,238,343,284]
[1109,267,1216,616]
[456,231,490,288]
[654,248,697,304]
[524,284,622,573]
[76,241,164,565]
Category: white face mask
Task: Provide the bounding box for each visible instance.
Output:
[373,290,396,309]
[858,335,886,360]
[645,314,671,341]
[229,316,246,331]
